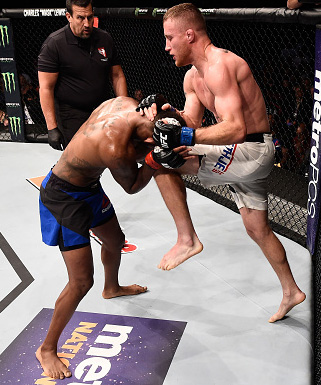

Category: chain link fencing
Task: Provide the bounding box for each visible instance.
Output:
[0,9,315,245]
[0,6,319,383]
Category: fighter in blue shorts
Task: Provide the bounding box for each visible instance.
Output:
[40,170,115,251]
[36,96,202,380]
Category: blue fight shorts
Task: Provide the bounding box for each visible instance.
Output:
[39,170,115,251]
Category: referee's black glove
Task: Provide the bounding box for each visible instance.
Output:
[48,127,64,151]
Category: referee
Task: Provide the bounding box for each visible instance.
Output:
[38,0,128,150]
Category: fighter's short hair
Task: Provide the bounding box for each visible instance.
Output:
[163,3,206,32]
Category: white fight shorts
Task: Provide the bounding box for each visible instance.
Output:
[189,134,275,210]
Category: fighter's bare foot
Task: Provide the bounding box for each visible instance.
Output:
[268,290,306,323]
[158,237,203,270]
[36,346,72,379]
[102,284,147,299]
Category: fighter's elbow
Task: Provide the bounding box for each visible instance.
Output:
[235,125,247,143]
[122,184,135,194]
[126,188,136,195]
[124,184,142,195]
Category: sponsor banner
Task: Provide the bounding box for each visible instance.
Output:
[1,62,20,103]
[0,18,25,141]
[307,26,321,255]
[23,9,66,17]
[0,18,13,55]
[0,9,67,18]
[0,308,186,384]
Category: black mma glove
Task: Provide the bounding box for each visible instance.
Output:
[48,127,64,151]
[136,94,168,113]
[153,118,195,150]
[152,146,185,169]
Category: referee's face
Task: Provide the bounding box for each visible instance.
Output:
[66,4,94,39]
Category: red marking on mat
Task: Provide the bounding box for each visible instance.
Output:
[122,239,138,254]
[90,230,138,254]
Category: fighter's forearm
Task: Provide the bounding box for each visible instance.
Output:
[179,110,202,130]
[194,121,246,145]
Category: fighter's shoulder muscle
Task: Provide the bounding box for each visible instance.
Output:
[183,66,199,93]
[213,49,250,78]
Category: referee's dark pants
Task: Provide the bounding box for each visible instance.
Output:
[55,101,92,148]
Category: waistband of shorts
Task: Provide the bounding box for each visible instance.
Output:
[48,170,100,192]
[245,132,271,143]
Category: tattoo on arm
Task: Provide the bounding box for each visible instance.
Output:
[114,98,123,111]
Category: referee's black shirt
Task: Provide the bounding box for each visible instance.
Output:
[38,24,121,112]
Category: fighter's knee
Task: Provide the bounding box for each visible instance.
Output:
[245,224,271,243]
[80,276,94,293]
[70,276,94,297]
[245,227,258,242]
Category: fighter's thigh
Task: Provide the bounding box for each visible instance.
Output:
[91,214,125,250]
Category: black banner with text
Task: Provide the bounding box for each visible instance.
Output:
[0,18,25,141]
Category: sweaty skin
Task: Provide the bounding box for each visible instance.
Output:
[53,97,156,192]
[153,8,306,323]
[183,47,270,140]
[36,96,203,379]
[53,97,203,271]
[36,97,155,380]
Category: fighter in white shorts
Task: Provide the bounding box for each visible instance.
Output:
[137,95,305,323]
[150,114,275,211]
[190,133,275,210]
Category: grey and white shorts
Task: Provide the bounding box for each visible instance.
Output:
[189,134,275,210]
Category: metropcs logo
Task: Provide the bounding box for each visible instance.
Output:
[35,321,134,384]
[0,308,186,385]
[2,72,15,93]
[308,69,321,218]
[9,116,21,136]
[0,25,9,47]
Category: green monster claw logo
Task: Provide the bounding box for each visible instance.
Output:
[135,8,139,16]
[0,25,9,47]
[2,72,15,93]
[9,116,21,136]
[152,8,158,17]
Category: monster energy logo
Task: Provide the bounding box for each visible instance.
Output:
[9,116,21,136]
[0,25,9,47]
[2,72,15,93]
[134,8,148,16]
[152,8,167,17]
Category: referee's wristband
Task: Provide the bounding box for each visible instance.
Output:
[145,151,163,170]
[180,126,195,146]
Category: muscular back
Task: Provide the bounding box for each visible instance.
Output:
[53,97,146,186]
